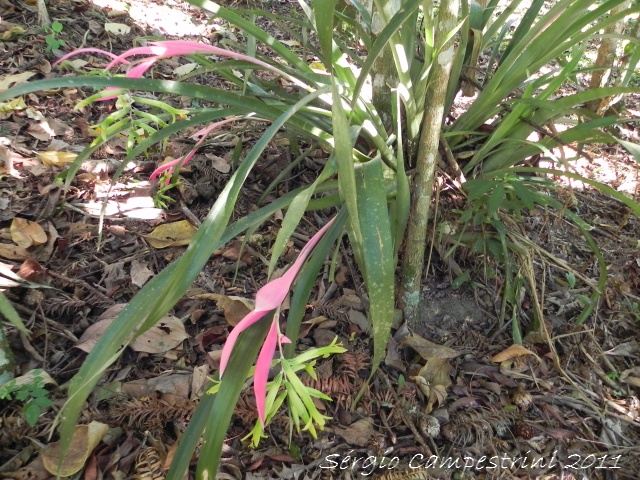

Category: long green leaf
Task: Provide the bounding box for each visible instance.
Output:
[0,292,29,335]
[354,158,395,374]
[192,317,272,479]
[332,81,363,260]
[268,161,336,278]
[52,86,331,468]
[314,0,338,68]
[284,209,347,359]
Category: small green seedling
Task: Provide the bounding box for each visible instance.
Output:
[0,369,54,426]
[565,272,576,289]
[43,21,66,53]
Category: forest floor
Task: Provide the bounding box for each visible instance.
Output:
[1,0,640,479]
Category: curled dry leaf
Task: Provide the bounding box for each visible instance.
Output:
[491,344,540,363]
[190,293,253,326]
[0,242,31,260]
[143,220,198,248]
[37,150,78,167]
[0,71,36,90]
[130,259,154,288]
[77,305,188,354]
[42,421,109,476]
[333,417,375,447]
[104,22,131,35]
[11,217,47,248]
[399,333,460,360]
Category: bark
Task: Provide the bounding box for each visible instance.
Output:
[401,0,460,327]
[367,0,401,130]
[587,1,631,112]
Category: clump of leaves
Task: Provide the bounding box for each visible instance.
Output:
[0,369,54,426]
[43,21,66,53]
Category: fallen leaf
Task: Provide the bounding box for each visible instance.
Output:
[418,357,453,387]
[12,369,57,388]
[27,121,55,141]
[136,314,189,353]
[37,151,78,166]
[42,422,109,476]
[76,310,188,354]
[348,309,370,333]
[143,220,198,248]
[491,344,539,363]
[104,22,131,35]
[130,259,154,287]
[399,334,460,360]
[204,152,231,173]
[174,62,198,76]
[0,242,30,260]
[190,293,254,326]
[334,417,375,447]
[11,217,47,248]
[603,341,640,357]
[0,71,36,91]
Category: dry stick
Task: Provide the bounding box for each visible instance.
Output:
[401,0,460,327]
[519,250,603,416]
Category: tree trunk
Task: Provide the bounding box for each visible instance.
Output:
[401,0,460,327]
[367,0,401,130]
[587,1,631,112]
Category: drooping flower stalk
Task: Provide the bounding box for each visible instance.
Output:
[219,216,335,424]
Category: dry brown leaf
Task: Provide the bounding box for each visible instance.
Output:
[37,151,78,166]
[1,454,49,480]
[76,311,188,354]
[620,367,640,388]
[134,315,189,354]
[333,417,375,447]
[11,217,47,248]
[42,422,109,476]
[190,293,253,326]
[0,242,30,260]
[491,344,539,363]
[143,220,198,248]
[204,152,231,173]
[603,341,640,357]
[418,357,453,387]
[130,259,154,287]
[104,22,131,35]
[399,334,460,360]
[0,71,35,91]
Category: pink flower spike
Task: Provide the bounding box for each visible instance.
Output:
[149,156,185,180]
[53,48,131,67]
[126,59,157,79]
[254,320,280,425]
[219,216,336,376]
[219,310,271,375]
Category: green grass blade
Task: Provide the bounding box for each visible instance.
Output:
[0,292,29,335]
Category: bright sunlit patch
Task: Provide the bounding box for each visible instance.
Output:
[80,197,163,220]
[87,0,206,37]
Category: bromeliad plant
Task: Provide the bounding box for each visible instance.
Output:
[1,0,640,478]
